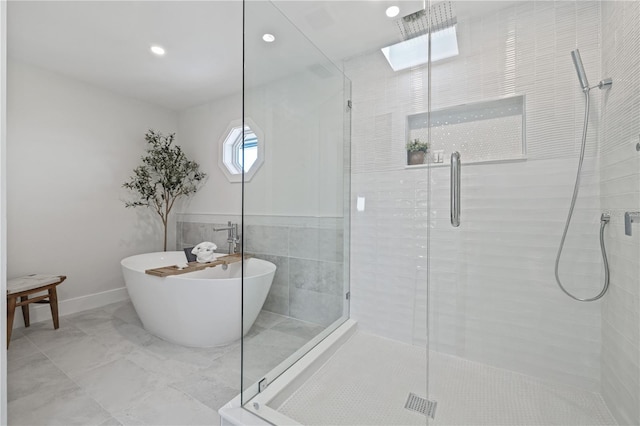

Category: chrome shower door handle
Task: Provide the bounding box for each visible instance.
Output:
[451,152,461,227]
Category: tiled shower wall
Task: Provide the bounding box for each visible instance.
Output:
[348,1,605,390]
[176,215,345,326]
[600,2,640,424]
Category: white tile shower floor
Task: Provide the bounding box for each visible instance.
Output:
[6,301,324,426]
[277,332,617,426]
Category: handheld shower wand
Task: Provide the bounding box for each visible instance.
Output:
[571,49,613,91]
[570,49,590,91]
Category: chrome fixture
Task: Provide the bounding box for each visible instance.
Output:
[405,393,437,419]
[597,78,613,90]
[213,221,240,254]
[571,49,613,92]
[570,50,589,91]
[625,212,640,236]
[450,152,461,227]
[383,3,458,71]
[555,50,613,302]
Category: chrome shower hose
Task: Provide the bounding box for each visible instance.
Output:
[554,89,610,302]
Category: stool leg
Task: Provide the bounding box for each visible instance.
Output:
[20,295,30,327]
[48,286,60,329]
[7,296,16,349]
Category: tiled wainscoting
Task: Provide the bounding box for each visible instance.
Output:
[177,214,346,326]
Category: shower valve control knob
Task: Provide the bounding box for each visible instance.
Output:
[625,212,640,236]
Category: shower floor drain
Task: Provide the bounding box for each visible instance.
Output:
[405,393,437,419]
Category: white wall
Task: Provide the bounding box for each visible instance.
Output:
[600,2,640,424]
[176,93,242,216]
[178,71,345,219]
[348,1,605,390]
[6,60,178,318]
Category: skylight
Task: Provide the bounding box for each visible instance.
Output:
[381,25,459,71]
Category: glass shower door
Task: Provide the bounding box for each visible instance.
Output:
[239,1,431,424]
[240,0,351,407]
[426,1,640,424]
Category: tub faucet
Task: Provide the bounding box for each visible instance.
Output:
[213,221,240,254]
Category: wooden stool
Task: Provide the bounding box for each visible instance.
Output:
[6,274,66,349]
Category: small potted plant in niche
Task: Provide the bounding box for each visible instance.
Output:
[406,138,429,165]
[123,130,207,251]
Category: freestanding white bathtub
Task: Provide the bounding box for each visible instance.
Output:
[121,251,276,347]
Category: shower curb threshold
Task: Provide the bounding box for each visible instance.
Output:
[219,319,358,426]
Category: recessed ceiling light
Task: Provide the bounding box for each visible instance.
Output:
[262,33,276,43]
[386,6,400,18]
[150,45,165,56]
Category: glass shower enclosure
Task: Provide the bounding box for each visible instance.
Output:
[234,1,640,425]
[239,0,352,405]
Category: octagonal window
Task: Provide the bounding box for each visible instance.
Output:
[218,118,265,183]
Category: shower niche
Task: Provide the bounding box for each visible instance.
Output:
[406,94,526,165]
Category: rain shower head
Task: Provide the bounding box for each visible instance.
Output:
[395,2,457,41]
[382,2,459,71]
[571,49,590,91]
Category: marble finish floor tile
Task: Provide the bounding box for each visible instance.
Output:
[7,303,327,425]
[242,329,309,382]
[123,347,201,383]
[99,418,124,426]
[20,320,88,352]
[271,317,325,340]
[74,358,167,413]
[254,310,288,329]
[105,301,144,327]
[7,352,78,403]
[197,348,245,390]
[119,387,219,425]
[43,335,124,378]
[141,335,238,368]
[90,319,156,351]
[7,333,41,363]
[9,388,111,426]
[245,324,267,339]
[170,375,241,413]
[66,308,121,335]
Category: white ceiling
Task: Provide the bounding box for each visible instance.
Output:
[9,1,245,111]
[8,1,516,111]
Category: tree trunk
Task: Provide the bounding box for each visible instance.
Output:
[163,219,168,252]
[163,196,170,252]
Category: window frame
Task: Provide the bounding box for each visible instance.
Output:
[218,118,265,183]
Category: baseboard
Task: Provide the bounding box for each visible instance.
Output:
[11,287,130,329]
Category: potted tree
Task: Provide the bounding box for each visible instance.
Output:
[123,130,207,251]
[406,138,429,165]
